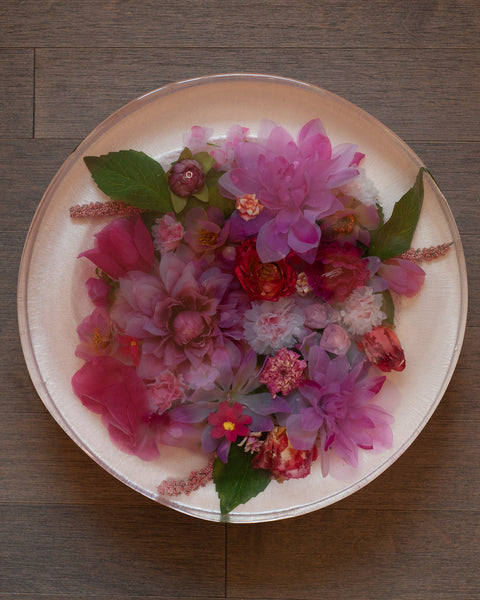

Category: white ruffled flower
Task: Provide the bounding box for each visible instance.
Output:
[341,286,386,336]
[243,297,306,355]
[339,167,379,206]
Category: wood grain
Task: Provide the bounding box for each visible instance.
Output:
[1,0,478,49]
[0,49,33,138]
[1,1,479,599]
[34,48,479,141]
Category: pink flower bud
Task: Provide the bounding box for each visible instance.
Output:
[168,159,205,197]
[358,325,405,372]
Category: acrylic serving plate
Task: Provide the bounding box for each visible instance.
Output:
[17,74,468,522]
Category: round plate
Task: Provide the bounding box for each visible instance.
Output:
[17,74,468,523]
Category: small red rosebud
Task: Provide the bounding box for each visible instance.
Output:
[358,325,406,372]
[168,159,206,197]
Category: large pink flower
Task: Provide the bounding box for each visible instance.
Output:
[219,119,361,263]
[71,356,160,460]
[79,215,154,279]
[110,249,246,379]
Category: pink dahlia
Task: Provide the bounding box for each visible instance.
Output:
[219,119,361,263]
[110,250,245,379]
[78,215,154,280]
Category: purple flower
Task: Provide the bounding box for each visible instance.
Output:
[170,349,290,462]
[283,341,392,475]
[110,249,246,380]
[85,277,111,308]
[219,119,361,263]
[78,215,154,280]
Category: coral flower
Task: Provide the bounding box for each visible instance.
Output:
[208,401,252,443]
[252,426,318,482]
[358,326,406,372]
[219,118,361,263]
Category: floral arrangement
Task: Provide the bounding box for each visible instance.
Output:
[71,119,448,514]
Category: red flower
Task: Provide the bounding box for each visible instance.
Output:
[252,426,318,482]
[358,325,406,372]
[208,401,252,442]
[305,241,370,303]
[235,238,296,302]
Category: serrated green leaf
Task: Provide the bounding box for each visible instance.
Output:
[84,150,172,212]
[214,443,271,514]
[368,168,427,260]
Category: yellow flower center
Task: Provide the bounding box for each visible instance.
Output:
[223,421,236,431]
[333,214,356,234]
[198,229,219,246]
[91,327,110,350]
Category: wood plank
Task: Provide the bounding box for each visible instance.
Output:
[0,504,225,597]
[0,49,33,138]
[225,508,480,599]
[34,48,479,141]
[0,0,478,48]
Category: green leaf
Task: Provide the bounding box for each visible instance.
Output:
[169,191,188,214]
[192,183,210,203]
[193,151,216,174]
[380,289,395,327]
[368,168,427,260]
[213,443,271,515]
[84,150,172,212]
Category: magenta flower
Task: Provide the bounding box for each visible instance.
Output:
[208,401,252,442]
[78,215,154,280]
[260,348,307,397]
[71,356,160,460]
[305,241,371,304]
[85,277,111,307]
[378,257,426,297]
[219,119,361,263]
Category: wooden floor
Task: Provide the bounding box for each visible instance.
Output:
[1,2,479,598]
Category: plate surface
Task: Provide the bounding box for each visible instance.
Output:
[18,74,468,522]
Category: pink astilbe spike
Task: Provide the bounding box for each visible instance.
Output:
[70,201,145,218]
[399,243,452,263]
[157,458,215,497]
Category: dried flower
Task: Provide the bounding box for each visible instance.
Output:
[236,193,264,221]
[151,213,184,253]
[169,158,205,197]
[358,326,406,372]
[341,286,386,336]
[260,348,306,397]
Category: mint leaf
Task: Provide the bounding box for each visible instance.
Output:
[84,150,172,212]
[368,168,427,260]
[213,444,271,514]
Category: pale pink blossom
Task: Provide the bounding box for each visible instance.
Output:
[341,286,386,336]
[319,324,351,355]
[151,213,184,253]
[147,370,186,414]
[378,257,426,297]
[243,297,306,355]
[182,125,214,154]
